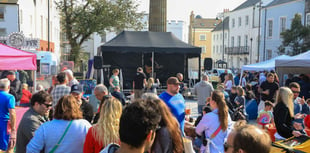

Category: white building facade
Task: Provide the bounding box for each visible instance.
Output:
[228,0,262,69]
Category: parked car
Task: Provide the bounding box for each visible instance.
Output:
[205,69,234,82]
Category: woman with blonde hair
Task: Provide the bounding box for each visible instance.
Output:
[27,95,91,153]
[224,73,234,93]
[144,77,160,94]
[273,87,303,139]
[83,98,122,153]
[196,90,231,153]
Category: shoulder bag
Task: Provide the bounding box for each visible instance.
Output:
[49,120,73,153]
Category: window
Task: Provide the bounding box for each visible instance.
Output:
[245,15,249,25]
[232,19,235,28]
[231,36,234,47]
[0,7,4,21]
[213,46,215,54]
[216,46,219,53]
[220,45,223,53]
[200,46,206,53]
[238,17,241,26]
[268,20,273,37]
[237,36,241,47]
[200,34,206,40]
[306,13,310,26]
[225,33,227,39]
[216,34,218,40]
[267,50,272,60]
[0,28,6,36]
[280,17,286,35]
[220,34,222,40]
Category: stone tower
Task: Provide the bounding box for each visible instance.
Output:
[149,0,167,32]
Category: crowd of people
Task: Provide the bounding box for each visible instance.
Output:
[0,67,309,153]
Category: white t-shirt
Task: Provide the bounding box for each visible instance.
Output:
[225,80,233,90]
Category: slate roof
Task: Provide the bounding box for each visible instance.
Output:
[266,0,295,7]
[212,17,230,32]
[233,0,261,11]
[192,18,219,29]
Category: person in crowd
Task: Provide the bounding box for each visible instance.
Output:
[196,90,231,153]
[100,99,161,153]
[257,101,274,128]
[244,83,256,102]
[176,73,187,94]
[51,72,71,108]
[219,69,228,83]
[216,84,229,104]
[289,82,309,116]
[64,69,79,87]
[109,68,120,93]
[88,94,100,115]
[193,74,214,114]
[234,86,246,107]
[144,77,160,94]
[159,77,186,133]
[20,83,32,107]
[270,70,279,84]
[48,75,59,94]
[258,73,279,112]
[273,87,303,139]
[111,86,126,106]
[224,73,234,93]
[285,73,294,87]
[93,84,109,124]
[27,95,91,153]
[16,91,52,153]
[84,98,122,153]
[229,86,237,107]
[142,93,184,153]
[259,71,267,86]
[133,67,147,99]
[241,73,247,88]
[6,71,22,105]
[234,73,240,86]
[225,124,271,153]
[36,84,44,92]
[70,84,93,123]
[0,79,16,153]
[298,74,310,99]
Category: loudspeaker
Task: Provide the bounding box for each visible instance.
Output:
[94,56,103,69]
[204,58,213,70]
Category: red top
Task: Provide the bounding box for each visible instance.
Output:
[83,127,104,153]
[83,127,120,153]
[20,89,32,104]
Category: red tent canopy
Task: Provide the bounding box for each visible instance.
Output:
[0,43,37,70]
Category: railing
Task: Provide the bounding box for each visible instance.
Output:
[225,46,249,55]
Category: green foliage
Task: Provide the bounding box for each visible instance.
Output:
[56,0,143,64]
[279,14,310,55]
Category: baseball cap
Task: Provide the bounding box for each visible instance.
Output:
[167,77,181,85]
[71,84,83,94]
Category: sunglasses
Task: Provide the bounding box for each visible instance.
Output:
[292,90,300,94]
[42,103,53,108]
[224,142,233,152]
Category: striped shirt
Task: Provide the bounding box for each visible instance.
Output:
[51,84,71,107]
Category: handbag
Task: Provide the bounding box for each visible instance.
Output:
[49,120,73,153]
[182,136,195,153]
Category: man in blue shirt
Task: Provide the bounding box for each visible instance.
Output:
[0,78,16,152]
[159,77,186,133]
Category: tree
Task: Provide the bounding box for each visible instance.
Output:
[279,14,310,55]
[56,0,143,64]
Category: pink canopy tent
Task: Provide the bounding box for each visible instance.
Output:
[0,43,37,70]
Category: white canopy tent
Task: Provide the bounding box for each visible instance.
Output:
[276,51,310,85]
[241,55,291,72]
[238,55,291,85]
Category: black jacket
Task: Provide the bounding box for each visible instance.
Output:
[273,102,294,138]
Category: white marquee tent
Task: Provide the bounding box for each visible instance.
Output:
[276,51,310,85]
[241,55,291,72]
